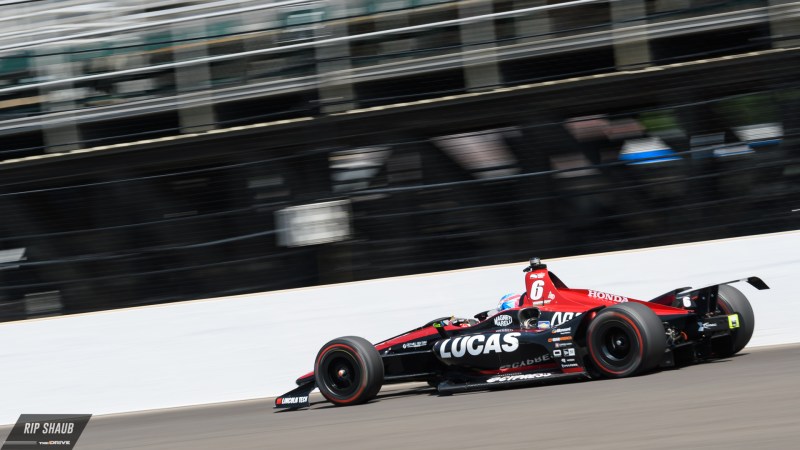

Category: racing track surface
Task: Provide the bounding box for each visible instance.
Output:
[4,344,799,449]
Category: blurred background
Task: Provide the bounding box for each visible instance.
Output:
[0,0,797,321]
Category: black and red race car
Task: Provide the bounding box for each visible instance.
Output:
[275,257,768,409]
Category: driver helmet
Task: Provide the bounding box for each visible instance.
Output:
[497,293,521,311]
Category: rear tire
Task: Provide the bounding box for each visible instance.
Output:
[716,284,755,356]
[315,336,384,406]
[587,302,667,378]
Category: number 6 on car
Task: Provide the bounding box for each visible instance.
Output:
[530,279,544,300]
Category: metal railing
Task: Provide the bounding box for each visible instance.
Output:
[0,0,791,142]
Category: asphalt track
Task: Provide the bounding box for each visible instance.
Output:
[3,344,799,449]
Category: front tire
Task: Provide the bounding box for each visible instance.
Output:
[587,302,667,378]
[716,284,755,356]
[315,336,384,406]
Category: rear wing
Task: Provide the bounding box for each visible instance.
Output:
[649,276,769,314]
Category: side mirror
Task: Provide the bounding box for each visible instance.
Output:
[518,307,540,329]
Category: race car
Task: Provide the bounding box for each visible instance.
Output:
[275,257,767,409]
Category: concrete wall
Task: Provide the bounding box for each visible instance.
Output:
[1,231,797,424]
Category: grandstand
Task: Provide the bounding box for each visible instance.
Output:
[0,0,797,320]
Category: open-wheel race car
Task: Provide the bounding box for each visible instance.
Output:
[275,257,768,409]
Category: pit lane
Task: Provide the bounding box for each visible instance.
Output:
[4,343,797,449]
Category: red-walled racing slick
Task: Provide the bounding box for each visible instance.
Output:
[275,257,768,409]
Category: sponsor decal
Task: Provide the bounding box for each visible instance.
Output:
[564,348,576,357]
[551,312,582,327]
[402,341,427,349]
[728,314,740,329]
[494,315,513,327]
[2,414,91,450]
[700,322,719,331]
[537,320,551,330]
[277,396,308,405]
[561,363,579,369]
[551,327,571,335]
[499,354,552,369]
[588,290,628,303]
[548,336,573,343]
[439,333,520,358]
[528,272,545,279]
[487,373,553,383]
[553,349,562,357]
[548,291,556,300]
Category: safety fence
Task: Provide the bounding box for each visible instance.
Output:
[0,85,797,321]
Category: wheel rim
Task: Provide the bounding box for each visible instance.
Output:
[603,327,632,361]
[320,350,361,398]
[593,320,639,370]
